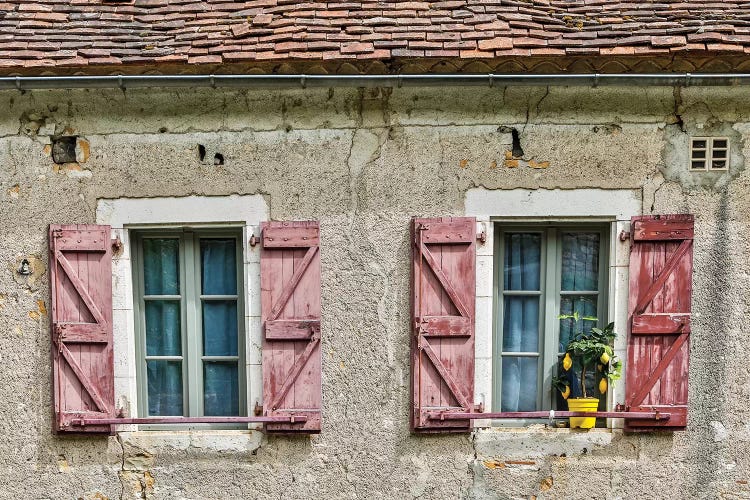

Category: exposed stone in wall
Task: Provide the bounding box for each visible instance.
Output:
[0,85,748,499]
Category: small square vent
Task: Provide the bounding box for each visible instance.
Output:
[690,137,729,171]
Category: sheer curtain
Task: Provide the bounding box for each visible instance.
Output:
[501,233,540,412]
[201,238,239,416]
[143,238,183,416]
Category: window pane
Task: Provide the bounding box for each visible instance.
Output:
[145,300,181,356]
[558,295,598,352]
[502,296,539,352]
[503,233,541,291]
[147,360,183,416]
[143,238,180,295]
[201,238,237,295]
[561,233,600,291]
[204,362,239,416]
[202,301,238,356]
[500,357,538,411]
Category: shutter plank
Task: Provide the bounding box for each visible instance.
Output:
[50,224,114,433]
[411,217,476,432]
[261,221,321,433]
[626,215,692,430]
[631,314,690,334]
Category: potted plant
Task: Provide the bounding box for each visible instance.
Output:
[553,321,622,429]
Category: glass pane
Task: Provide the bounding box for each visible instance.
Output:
[503,233,541,291]
[691,160,706,170]
[143,238,180,295]
[691,149,706,159]
[561,233,600,291]
[558,295,598,352]
[147,360,183,416]
[500,357,538,411]
[204,362,239,416]
[145,300,181,356]
[201,238,237,295]
[712,160,726,169]
[202,301,238,356]
[713,139,727,148]
[692,139,706,149]
[502,296,539,352]
[712,149,726,159]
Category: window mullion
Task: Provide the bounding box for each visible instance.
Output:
[541,228,558,411]
[183,232,201,417]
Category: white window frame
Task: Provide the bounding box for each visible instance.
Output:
[465,188,642,429]
[96,195,268,430]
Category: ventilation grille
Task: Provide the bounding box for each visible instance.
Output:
[690,137,729,171]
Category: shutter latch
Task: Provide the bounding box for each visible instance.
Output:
[476,230,486,244]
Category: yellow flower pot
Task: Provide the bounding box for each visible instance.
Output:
[567,398,599,429]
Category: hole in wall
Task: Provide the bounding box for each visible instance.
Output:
[51,136,77,164]
[511,129,524,158]
[498,125,525,158]
[214,153,224,165]
[197,144,206,162]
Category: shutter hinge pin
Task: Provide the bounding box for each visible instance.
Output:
[249,234,259,247]
[254,402,263,416]
[619,230,630,241]
[476,231,486,244]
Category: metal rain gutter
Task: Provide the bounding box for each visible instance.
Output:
[2,73,750,90]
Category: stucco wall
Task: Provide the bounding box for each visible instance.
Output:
[0,85,748,499]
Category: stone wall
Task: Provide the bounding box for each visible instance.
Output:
[0,85,747,499]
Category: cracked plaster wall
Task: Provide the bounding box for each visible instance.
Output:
[0,85,749,499]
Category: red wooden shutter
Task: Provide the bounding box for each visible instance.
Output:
[261,221,321,433]
[625,214,693,430]
[49,224,114,433]
[411,217,476,432]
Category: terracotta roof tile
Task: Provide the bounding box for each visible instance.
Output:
[1,1,750,72]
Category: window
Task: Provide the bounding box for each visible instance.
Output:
[493,224,609,415]
[690,137,729,171]
[132,229,245,418]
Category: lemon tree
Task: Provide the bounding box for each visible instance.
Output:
[553,322,622,400]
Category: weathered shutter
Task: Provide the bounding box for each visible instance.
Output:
[49,224,114,433]
[411,217,476,432]
[261,221,321,433]
[625,214,693,430]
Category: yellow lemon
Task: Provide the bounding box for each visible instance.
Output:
[563,353,572,371]
[599,378,607,394]
[562,385,571,400]
[600,352,610,364]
